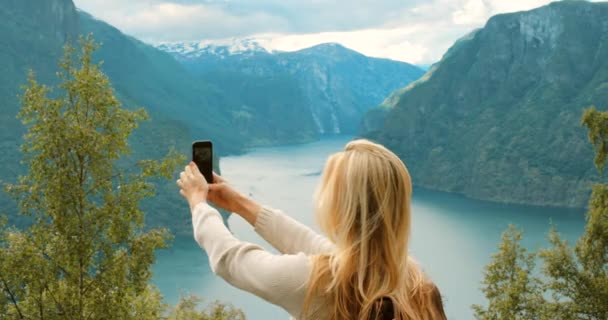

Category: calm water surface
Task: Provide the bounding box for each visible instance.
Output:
[153,136,585,319]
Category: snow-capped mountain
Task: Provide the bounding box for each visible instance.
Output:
[157,39,425,135]
[157,38,271,59]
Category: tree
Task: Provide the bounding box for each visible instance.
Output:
[166,294,245,320]
[472,225,544,319]
[0,35,184,319]
[538,107,608,319]
[474,106,608,319]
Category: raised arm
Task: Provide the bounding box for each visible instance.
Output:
[192,203,310,317]
[177,163,312,317]
[253,206,334,255]
[207,172,334,255]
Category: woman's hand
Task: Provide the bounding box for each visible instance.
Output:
[177,162,209,211]
[208,172,262,226]
[207,173,242,213]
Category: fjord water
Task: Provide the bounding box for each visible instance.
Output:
[153,136,585,319]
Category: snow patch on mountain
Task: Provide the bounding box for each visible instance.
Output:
[157,38,272,59]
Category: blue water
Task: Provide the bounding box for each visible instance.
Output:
[153,136,586,319]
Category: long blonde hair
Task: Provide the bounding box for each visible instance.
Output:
[303,139,446,320]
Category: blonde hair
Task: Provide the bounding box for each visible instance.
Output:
[303,139,446,320]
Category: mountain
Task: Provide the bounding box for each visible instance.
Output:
[0,0,80,212]
[362,1,608,208]
[0,0,236,235]
[78,12,248,155]
[159,40,425,135]
[158,38,270,60]
[159,40,320,146]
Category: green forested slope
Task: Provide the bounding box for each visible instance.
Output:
[0,0,228,235]
[78,12,245,155]
[363,1,608,208]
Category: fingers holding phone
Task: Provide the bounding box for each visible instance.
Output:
[207,172,241,213]
[207,171,261,225]
[177,162,209,211]
[212,172,226,184]
[185,141,261,223]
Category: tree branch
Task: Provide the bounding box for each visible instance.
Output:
[43,282,65,318]
[0,275,25,320]
[38,285,44,320]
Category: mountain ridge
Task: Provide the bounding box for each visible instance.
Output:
[362,0,608,208]
[159,39,425,135]
[157,38,271,59]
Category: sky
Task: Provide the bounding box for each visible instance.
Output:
[72,0,599,65]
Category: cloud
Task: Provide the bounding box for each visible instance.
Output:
[452,0,490,25]
[74,0,428,37]
[254,26,430,64]
[73,0,603,65]
[77,1,290,40]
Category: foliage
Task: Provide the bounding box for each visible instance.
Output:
[474,105,608,319]
[166,294,245,320]
[472,225,544,319]
[0,36,183,319]
[536,105,608,319]
[581,107,608,173]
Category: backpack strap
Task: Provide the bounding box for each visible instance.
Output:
[370,297,394,320]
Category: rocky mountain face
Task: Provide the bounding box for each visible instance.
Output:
[3,0,78,43]
[363,1,608,208]
[159,41,425,135]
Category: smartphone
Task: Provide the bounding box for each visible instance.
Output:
[192,140,213,183]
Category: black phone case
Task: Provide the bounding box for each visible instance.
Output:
[192,141,213,183]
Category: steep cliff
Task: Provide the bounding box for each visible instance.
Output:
[363,1,608,208]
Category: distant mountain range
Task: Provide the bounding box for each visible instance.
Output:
[158,38,271,59]
[362,1,608,208]
[157,40,424,135]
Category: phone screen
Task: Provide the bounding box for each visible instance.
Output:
[192,141,213,183]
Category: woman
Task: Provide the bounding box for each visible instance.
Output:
[177,139,446,320]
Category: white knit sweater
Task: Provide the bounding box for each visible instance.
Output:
[191,202,335,319]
